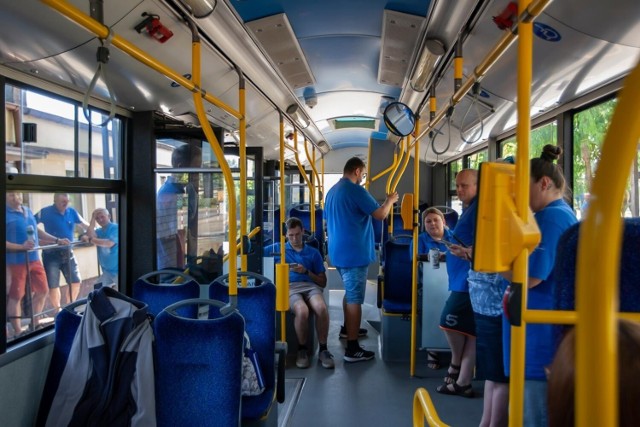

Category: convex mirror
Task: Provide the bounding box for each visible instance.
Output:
[383,102,416,137]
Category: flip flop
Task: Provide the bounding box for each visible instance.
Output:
[427,351,441,370]
[436,382,474,398]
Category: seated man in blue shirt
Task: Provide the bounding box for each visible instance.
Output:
[265,217,334,369]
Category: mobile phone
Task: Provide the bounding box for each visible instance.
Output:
[290,263,299,268]
[451,234,469,248]
[440,239,456,248]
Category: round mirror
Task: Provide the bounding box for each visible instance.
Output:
[383,102,416,137]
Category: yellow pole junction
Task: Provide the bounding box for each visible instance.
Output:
[41,0,242,120]
[412,388,450,427]
[369,144,399,187]
[575,61,640,427]
[222,226,261,262]
[410,122,420,377]
[293,137,316,235]
[191,40,238,299]
[507,1,533,424]
[304,139,320,234]
[276,113,289,341]
[386,138,406,235]
[390,137,413,194]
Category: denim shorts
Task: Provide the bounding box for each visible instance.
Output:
[42,250,81,288]
[337,266,368,304]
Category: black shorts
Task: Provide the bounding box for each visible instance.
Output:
[474,313,509,383]
[439,291,475,336]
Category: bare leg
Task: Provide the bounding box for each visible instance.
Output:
[489,382,509,427]
[480,381,495,427]
[292,300,310,346]
[443,329,465,377]
[32,292,48,326]
[344,302,362,341]
[49,287,61,313]
[309,295,329,344]
[69,282,80,302]
[7,297,23,335]
[458,335,476,386]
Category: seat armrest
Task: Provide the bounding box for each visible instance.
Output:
[275,341,287,403]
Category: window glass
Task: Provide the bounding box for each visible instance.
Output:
[468,149,488,170]
[4,85,121,179]
[572,98,630,219]
[5,191,119,343]
[498,121,558,159]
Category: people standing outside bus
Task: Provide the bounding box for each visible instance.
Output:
[82,208,118,289]
[501,145,578,426]
[6,192,59,336]
[436,169,478,398]
[325,156,398,362]
[36,193,89,311]
[410,207,454,370]
[156,143,202,270]
[264,217,334,369]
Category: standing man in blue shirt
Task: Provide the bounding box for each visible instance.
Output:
[82,208,118,289]
[325,157,398,362]
[36,193,89,311]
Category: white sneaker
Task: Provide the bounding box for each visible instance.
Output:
[319,350,335,369]
[296,349,310,369]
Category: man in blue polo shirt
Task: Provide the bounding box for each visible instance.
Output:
[36,193,89,310]
[265,217,334,369]
[325,156,398,362]
[82,208,119,289]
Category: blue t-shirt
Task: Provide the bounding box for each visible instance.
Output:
[264,242,325,283]
[410,228,453,256]
[96,222,119,275]
[6,206,40,264]
[36,205,83,240]
[503,198,577,379]
[446,197,477,292]
[325,178,380,267]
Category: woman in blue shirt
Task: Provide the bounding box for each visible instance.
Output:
[502,145,578,427]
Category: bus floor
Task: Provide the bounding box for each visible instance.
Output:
[279,270,484,427]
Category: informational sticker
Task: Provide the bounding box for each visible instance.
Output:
[533,22,561,42]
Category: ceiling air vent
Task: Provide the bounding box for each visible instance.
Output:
[246,13,316,90]
[378,10,425,87]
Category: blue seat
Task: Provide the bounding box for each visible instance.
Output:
[429,205,459,230]
[289,204,324,254]
[154,299,244,427]
[36,300,85,427]
[381,235,414,313]
[132,270,200,318]
[553,218,640,345]
[209,272,286,421]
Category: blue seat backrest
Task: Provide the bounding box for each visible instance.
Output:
[392,213,410,236]
[132,271,200,318]
[154,300,244,427]
[209,276,276,420]
[37,301,84,427]
[289,204,324,247]
[382,235,413,313]
[554,218,640,343]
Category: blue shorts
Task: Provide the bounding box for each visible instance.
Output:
[42,249,81,288]
[337,266,368,304]
[439,291,476,336]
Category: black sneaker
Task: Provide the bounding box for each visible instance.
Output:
[339,325,368,339]
[344,347,375,363]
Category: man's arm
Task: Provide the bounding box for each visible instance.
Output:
[290,263,327,288]
[372,192,399,220]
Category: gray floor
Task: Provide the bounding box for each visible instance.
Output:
[279,267,484,427]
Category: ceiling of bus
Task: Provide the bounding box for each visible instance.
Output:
[0,0,639,167]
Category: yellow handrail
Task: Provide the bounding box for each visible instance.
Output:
[239,70,248,287]
[507,0,533,424]
[410,122,420,377]
[276,113,289,341]
[412,388,450,427]
[222,226,261,263]
[293,137,316,235]
[574,59,640,427]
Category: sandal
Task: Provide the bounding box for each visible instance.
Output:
[436,382,474,398]
[427,351,441,370]
[443,364,460,384]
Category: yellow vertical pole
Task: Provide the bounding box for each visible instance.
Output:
[508,1,532,425]
[276,113,289,340]
[387,138,405,235]
[321,156,325,209]
[294,138,316,234]
[191,39,237,298]
[239,72,248,285]
[410,121,420,377]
